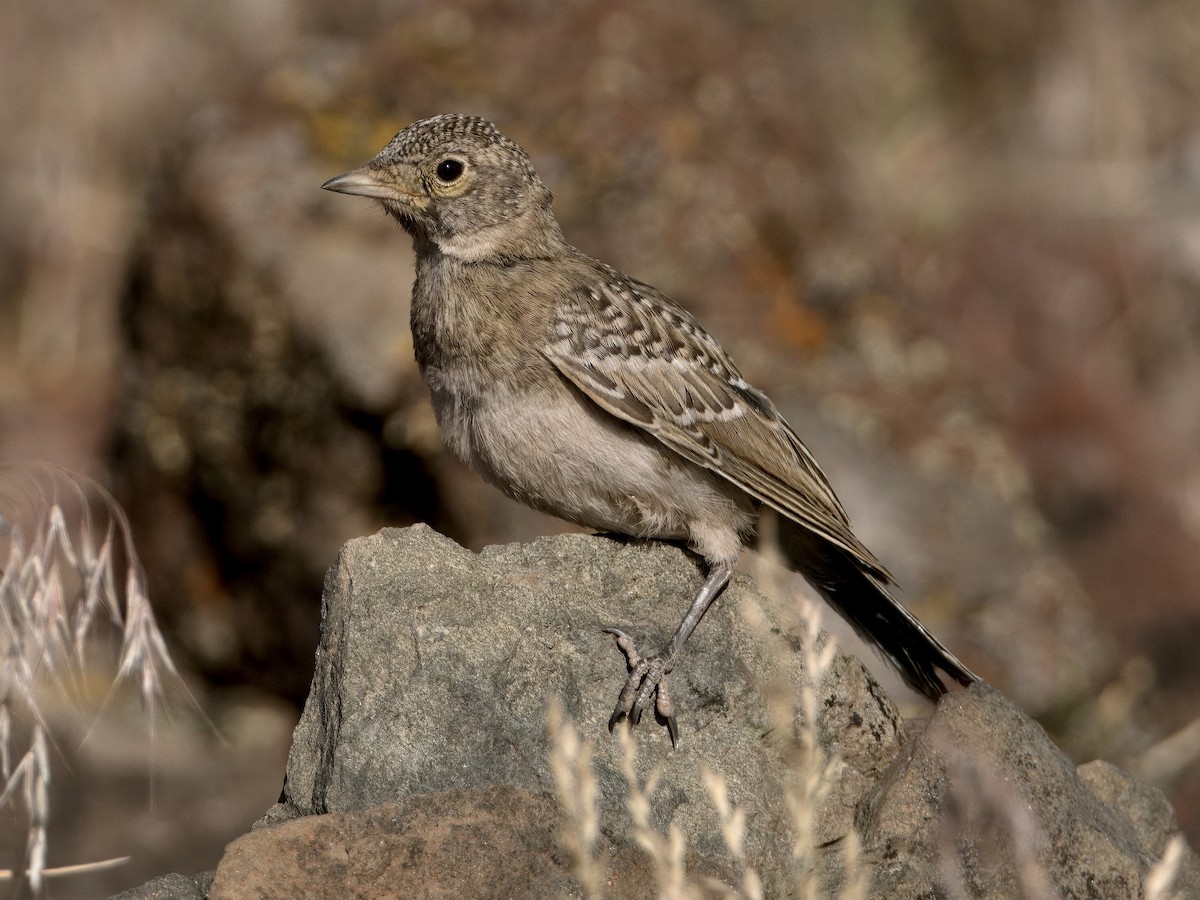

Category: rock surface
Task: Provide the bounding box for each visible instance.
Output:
[208,784,718,900]
[110,872,212,900]
[861,688,1194,898]
[277,525,900,895]
[117,526,1200,898]
[212,786,579,899]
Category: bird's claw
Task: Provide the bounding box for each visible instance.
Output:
[603,628,680,747]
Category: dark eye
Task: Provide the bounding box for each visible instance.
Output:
[436,158,464,182]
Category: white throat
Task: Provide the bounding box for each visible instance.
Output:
[433,225,511,262]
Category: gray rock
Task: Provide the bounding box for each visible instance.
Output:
[859,684,1200,897]
[1076,760,1200,891]
[278,525,899,894]
[108,871,213,900]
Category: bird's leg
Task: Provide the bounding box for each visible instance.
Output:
[604,561,733,747]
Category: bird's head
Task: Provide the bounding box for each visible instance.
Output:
[322,114,562,262]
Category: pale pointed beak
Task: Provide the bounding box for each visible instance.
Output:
[321,168,413,202]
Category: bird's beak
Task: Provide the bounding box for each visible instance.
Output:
[321,167,414,202]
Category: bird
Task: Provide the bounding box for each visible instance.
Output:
[322,113,977,745]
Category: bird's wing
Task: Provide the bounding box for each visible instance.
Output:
[543,271,891,580]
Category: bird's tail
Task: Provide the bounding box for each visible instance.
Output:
[777,517,976,700]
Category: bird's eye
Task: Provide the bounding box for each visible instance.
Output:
[435,158,465,182]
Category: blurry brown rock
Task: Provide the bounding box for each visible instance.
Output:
[208,785,695,900]
[210,788,577,900]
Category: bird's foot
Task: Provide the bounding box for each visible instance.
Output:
[603,628,679,747]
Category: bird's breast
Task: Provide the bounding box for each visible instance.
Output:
[440,376,751,545]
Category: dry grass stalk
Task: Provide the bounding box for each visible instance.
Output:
[733,560,866,899]
[934,751,1055,900]
[700,765,762,900]
[546,698,604,899]
[837,829,868,900]
[0,463,178,894]
[1136,715,1200,785]
[0,855,130,880]
[1144,834,1187,900]
[747,516,850,894]
[615,724,692,899]
[782,596,840,900]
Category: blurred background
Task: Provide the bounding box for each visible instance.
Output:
[2,0,1199,894]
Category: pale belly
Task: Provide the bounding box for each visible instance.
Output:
[428,375,753,561]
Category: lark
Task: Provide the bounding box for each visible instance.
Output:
[323,114,976,745]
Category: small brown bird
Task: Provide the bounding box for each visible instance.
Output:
[323,114,976,744]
